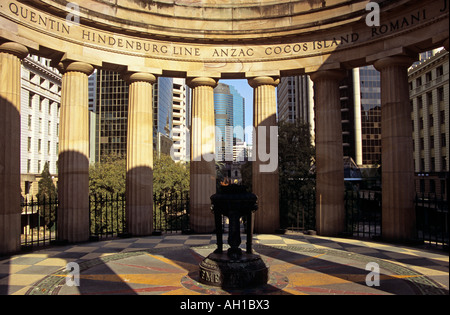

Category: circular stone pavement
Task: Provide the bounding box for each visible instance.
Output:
[26,244,447,295]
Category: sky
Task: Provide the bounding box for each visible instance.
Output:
[220,79,254,143]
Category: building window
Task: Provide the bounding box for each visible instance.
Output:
[29,93,34,108]
[438,87,444,103]
[28,115,32,131]
[27,137,32,152]
[48,121,51,135]
[417,96,423,109]
[38,139,41,154]
[48,141,51,155]
[426,72,432,83]
[27,159,31,173]
[426,92,433,106]
[416,77,422,87]
[436,66,444,77]
[39,118,42,133]
[38,160,41,173]
[442,133,447,147]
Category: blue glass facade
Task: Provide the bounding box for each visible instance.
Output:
[153,77,173,155]
[214,83,233,161]
[229,85,245,142]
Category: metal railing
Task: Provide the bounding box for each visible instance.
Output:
[345,189,382,239]
[280,189,316,232]
[153,191,190,234]
[21,195,58,249]
[19,190,448,250]
[415,193,449,249]
[89,193,127,241]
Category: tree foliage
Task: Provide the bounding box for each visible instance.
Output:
[89,154,126,195]
[88,153,190,196]
[153,153,190,196]
[278,120,316,193]
[37,162,57,198]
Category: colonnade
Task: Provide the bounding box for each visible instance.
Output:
[1,39,448,254]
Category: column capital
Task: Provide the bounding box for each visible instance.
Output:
[373,55,416,71]
[0,42,28,59]
[58,61,94,76]
[248,76,280,88]
[186,77,218,89]
[123,72,157,84]
[309,69,346,83]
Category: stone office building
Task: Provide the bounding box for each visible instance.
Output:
[409,49,449,198]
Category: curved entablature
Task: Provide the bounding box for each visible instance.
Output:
[0,0,448,78]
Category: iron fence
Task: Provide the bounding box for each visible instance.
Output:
[153,191,190,234]
[345,189,382,239]
[21,195,58,249]
[89,193,127,241]
[19,189,448,250]
[415,193,449,249]
[280,189,316,232]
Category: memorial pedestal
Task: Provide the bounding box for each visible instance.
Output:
[199,252,268,289]
[198,184,268,289]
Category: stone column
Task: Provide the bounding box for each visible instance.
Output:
[248,76,280,233]
[0,42,28,254]
[374,56,416,242]
[58,61,93,243]
[123,72,156,236]
[310,70,346,236]
[187,77,218,233]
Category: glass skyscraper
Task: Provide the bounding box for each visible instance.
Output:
[214,83,234,161]
[91,71,174,161]
[153,77,174,155]
[213,82,246,162]
[359,65,382,166]
[229,85,245,142]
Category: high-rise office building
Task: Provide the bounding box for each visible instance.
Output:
[278,68,382,169]
[172,78,189,163]
[20,55,62,197]
[154,77,174,156]
[214,83,234,162]
[90,71,174,161]
[409,49,449,197]
[213,82,246,162]
[229,85,245,143]
[94,70,129,161]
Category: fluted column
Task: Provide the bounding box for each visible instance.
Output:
[0,42,28,254]
[187,77,218,233]
[58,61,93,243]
[310,69,346,236]
[248,76,280,233]
[123,72,156,236]
[374,56,416,242]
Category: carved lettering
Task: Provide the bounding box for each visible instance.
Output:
[9,2,70,34]
[3,1,433,61]
[200,270,220,283]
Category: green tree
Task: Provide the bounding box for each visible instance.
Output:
[37,162,57,226]
[37,162,57,198]
[89,153,126,195]
[278,120,315,193]
[153,153,190,196]
[278,120,316,230]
